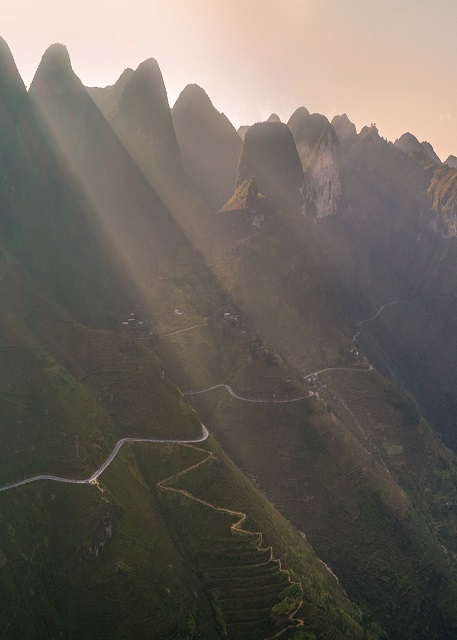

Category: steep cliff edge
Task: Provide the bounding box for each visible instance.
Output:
[288,109,342,219]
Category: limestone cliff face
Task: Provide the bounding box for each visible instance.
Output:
[303,126,342,218]
[288,110,341,219]
[428,166,457,238]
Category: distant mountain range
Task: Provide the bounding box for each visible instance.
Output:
[2,34,457,639]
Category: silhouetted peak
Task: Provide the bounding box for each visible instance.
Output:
[288,110,337,156]
[41,43,72,72]
[174,83,213,113]
[331,113,357,143]
[129,58,166,98]
[445,155,457,169]
[394,132,440,165]
[110,67,135,94]
[116,57,170,119]
[118,67,134,82]
[30,43,82,97]
[332,113,351,124]
[0,36,27,96]
[287,106,310,127]
[267,113,281,123]
[134,57,162,80]
[243,121,298,152]
[237,121,304,213]
[394,132,423,154]
[359,124,380,141]
[109,55,182,176]
[421,141,441,165]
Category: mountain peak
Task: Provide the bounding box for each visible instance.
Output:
[394,132,440,164]
[174,83,213,112]
[40,43,72,71]
[331,113,357,144]
[394,131,423,153]
[288,106,310,125]
[115,57,170,117]
[0,36,27,96]
[267,113,281,123]
[359,124,380,141]
[129,58,168,100]
[236,121,304,214]
[421,141,441,165]
[288,110,337,159]
[30,43,80,97]
[445,155,457,169]
[108,56,183,179]
[172,83,241,209]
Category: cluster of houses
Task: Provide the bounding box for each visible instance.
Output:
[338,344,362,365]
[306,375,327,391]
[121,312,147,334]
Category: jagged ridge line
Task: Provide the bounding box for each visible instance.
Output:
[157,442,304,638]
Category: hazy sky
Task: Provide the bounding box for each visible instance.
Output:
[2,0,457,160]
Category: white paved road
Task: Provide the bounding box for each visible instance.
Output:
[0,426,209,494]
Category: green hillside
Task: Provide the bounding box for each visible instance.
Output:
[3,32,457,640]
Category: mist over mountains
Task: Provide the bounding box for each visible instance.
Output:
[2,35,457,640]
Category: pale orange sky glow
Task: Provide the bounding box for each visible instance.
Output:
[2,0,457,160]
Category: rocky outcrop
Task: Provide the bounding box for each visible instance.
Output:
[219,178,266,219]
[288,109,341,219]
[236,121,304,216]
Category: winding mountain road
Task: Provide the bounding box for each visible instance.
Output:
[354,293,457,328]
[184,366,373,404]
[184,384,309,403]
[0,426,209,494]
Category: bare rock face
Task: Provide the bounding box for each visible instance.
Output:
[288,109,341,219]
[305,126,342,218]
[428,166,457,238]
